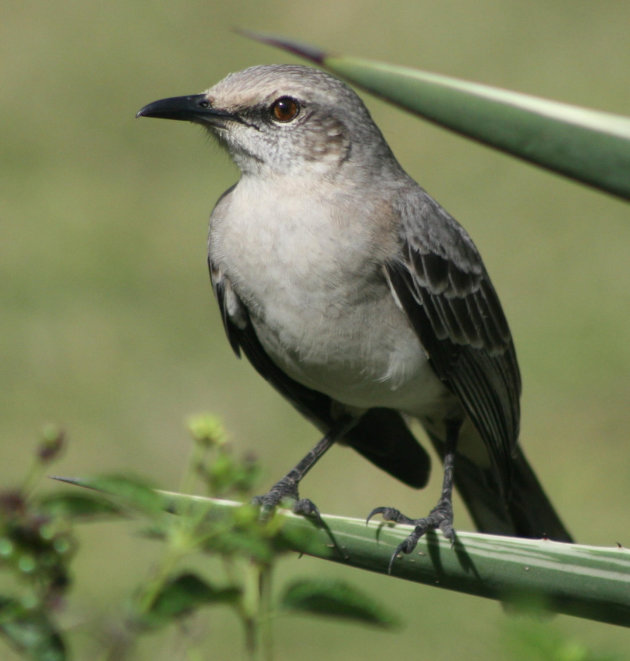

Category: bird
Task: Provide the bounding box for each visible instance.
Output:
[137,64,573,566]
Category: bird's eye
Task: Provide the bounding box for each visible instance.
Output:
[270,96,300,123]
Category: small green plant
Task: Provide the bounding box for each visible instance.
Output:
[0,426,72,661]
[0,418,398,661]
[1,419,624,660]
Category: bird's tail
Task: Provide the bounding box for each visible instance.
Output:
[428,434,573,543]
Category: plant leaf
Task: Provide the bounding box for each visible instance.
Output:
[0,598,66,661]
[141,572,240,628]
[52,474,163,516]
[280,578,399,629]
[39,492,122,518]
[51,486,630,628]
[163,497,630,628]
[241,31,630,201]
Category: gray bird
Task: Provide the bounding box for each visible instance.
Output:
[137,64,572,565]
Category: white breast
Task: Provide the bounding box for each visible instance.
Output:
[209,175,447,416]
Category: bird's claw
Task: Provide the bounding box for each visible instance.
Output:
[366,506,416,526]
[252,478,322,523]
[368,500,455,573]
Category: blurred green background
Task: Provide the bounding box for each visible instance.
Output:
[2,1,630,659]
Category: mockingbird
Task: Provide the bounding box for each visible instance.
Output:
[138,64,572,565]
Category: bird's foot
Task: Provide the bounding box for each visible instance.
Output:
[253,475,321,521]
[367,498,455,573]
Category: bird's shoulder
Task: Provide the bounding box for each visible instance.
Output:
[391,185,485,282]
[387,184,511,353]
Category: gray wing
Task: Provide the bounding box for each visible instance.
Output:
[208,256,431,489]
[385,189,521,492]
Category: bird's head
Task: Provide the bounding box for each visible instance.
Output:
[137,64,392,178]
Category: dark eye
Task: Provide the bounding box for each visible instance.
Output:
[270,96,300,123]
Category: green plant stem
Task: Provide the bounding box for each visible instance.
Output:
[20,458,46,500]
[240,560,274,661]
[158,493,630,628]
[242,561,258,660]
[136,548,184,616]
[258,563,273,661]
[178,439,209,502]
[63,476,630,628]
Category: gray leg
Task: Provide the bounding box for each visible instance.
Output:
[368,420,460,573]
[254,416,356,518]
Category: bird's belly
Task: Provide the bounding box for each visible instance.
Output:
[251,286,448,415]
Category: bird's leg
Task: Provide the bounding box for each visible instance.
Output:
[254,416,356,519]
[367,420,460,572]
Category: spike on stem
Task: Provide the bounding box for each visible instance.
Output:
[234,29,328,64]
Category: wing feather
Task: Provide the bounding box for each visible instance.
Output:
[386,189,521,492]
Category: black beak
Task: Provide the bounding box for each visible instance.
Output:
[136,94,237,125]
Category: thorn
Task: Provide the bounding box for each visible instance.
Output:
[48,475,82,485]
[234,29,329,64]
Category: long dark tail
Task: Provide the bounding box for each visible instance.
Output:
[429,434,573,543]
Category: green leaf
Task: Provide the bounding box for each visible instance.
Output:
[242,31,630,201]
[162,497,630,628]
[280,578,399,629]
[39,492,122,519]
[52,482,630,629]
[52,474,163,516]
[141,572,240,628]
[0,598,66,661]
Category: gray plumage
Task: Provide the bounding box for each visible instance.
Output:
[138,64,572,548]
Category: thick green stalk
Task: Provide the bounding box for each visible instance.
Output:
[162,493,630,628]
